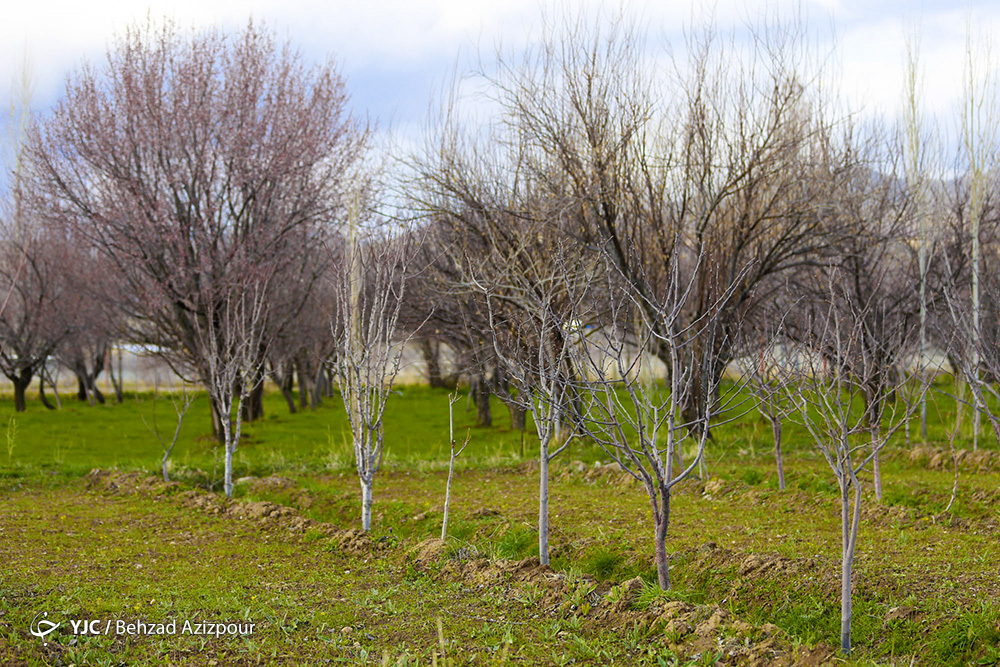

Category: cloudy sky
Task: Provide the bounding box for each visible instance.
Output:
[1,0,998,144]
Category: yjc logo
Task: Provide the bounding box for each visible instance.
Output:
[29,611,60,645]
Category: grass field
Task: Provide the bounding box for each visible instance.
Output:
[1,383,998,665]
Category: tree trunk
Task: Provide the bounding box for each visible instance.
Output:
[224,441,234,498]
[12,371,31,412]
[296,358,309,409]
[871,421,882,502]
[311,368,324,410]
[474,373,491,427]
[162,452,170,482]
[539,447,550,565]
[442,448,456,540]
[39,374,56,410]
[421,338,450,388]
[210,396,226,443]
[654,494,671,590]
[360,478,373,532]
[509,402,526,432]
[241,372,265,422]
[839,476,864,655]
[108,348,124,404]
[272,365,297,414]
[773,417,785,491]
[840,501,852,655]
[73,370,104,405]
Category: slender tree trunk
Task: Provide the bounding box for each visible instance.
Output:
[278,367,297,414]
[442,455,455,540]
[162,452,170,482]
[224,444,234,498]
[773,417,785,491]
[840,486,852,655]
[361,478,373,531]
[47,370,62,410]
[223,415,235,499]
[311,369,324,410]
[296,358,309,409]
[654,491,671,590]
[840,478,863,656]
[871,421,882,502]
[39,374,56,410]
[538,445,550,565]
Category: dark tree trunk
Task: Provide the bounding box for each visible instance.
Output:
[474,372,492,427]
[210,396,225,443]
[509,402,526,431]
[311,368,324,411]
[420,338,451,388]
[72,367,104,405]
[39,374,56,410]
[295,357,309,409]
[654,489,671,590]
[269,362,297,414]
[12,370,32,413]
[241,372,265,422]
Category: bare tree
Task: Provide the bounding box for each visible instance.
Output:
[958,20,1000,450]
[780,268,920,656]
[473,231,597,565]
[332,204,417,532]
[441,392,470,540]
[745,327,795,491]
[0,213,76,411]
[903,24,932,440]
[143,385,194,482]
[24,19,366,452]
[573,248,749,591]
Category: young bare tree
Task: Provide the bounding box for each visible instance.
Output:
[903,24,932,440]
[960,19,1000,449]
[471,229,597,565]
[780,267,920,656]
[744,323,795,491]
[573,248,749,591]
[332,205,417,532]
[142,384,194,482]
[440,392,470,540]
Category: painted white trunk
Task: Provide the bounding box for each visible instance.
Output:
[361,478,373,532]
[224,444,234,498]
[538,447,550,565]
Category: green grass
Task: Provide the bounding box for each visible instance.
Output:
[0,386,611,487]
[1,379,999,665]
